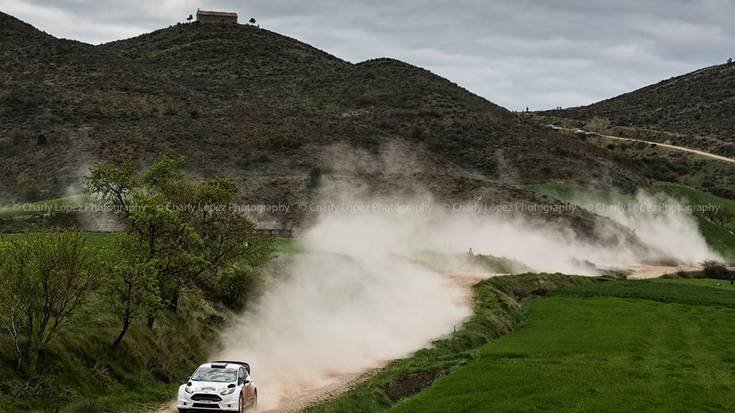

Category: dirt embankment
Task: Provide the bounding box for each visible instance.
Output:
[626,264,702,279]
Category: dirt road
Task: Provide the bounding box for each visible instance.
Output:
[626,264,701,279]
[154,367,382,413]
[259,367,384,413]
[627,264,735,279]
[602,134,735,164]
[557,126,735,164]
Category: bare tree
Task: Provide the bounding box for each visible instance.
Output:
[586,116,612,135]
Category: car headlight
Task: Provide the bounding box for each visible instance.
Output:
[221,386,236,396]
[185,385,194,394]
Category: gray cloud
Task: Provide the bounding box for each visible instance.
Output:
[2,0,734,110]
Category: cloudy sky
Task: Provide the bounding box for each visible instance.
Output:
[3,0,734,110]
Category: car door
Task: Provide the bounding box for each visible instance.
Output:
[239,367,253,403]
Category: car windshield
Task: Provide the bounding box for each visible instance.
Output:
[191,367,237,383]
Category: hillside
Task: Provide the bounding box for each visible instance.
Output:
[541,63,735,156]
[0,12,647,234]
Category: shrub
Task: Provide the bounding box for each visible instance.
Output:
[307,166,324,190]
[211,269,259,310]
[586,117,611,134]
[268,136,303,151]
[703,260,731,279]
[410,125,425,140]
[15,174,41,202]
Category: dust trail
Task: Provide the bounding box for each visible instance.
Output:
[217,243,471,410]
[585,191,719,265]
[216,191,720,410]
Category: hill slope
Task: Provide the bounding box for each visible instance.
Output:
[541,63,735,156]
[0,12,645,233]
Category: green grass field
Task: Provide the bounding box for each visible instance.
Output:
[655,277,735,290]
[387,279,735,413]
[0,196,81,219]
[306,274,592,413]
[2,231,119,249]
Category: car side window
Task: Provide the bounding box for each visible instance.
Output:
[238,367,245,381]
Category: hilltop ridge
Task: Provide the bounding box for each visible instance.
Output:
[0,13,644,232]
[541,63,735,156]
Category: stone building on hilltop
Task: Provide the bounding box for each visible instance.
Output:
[196,9,238,24]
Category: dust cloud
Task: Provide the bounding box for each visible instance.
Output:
[215,188,719,410]
[583,191,721,265]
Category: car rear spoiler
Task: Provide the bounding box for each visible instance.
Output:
[212,360,251,374]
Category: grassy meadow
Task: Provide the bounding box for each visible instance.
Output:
[385,278,735,413]
[306,274,593,413]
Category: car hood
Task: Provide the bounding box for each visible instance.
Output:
[187,381,235,393]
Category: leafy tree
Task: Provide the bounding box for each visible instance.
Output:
[0,230,102,373]
[108,235,160,348]
[83,158,136,217]
[85,156,255,325]
[249,17,256,25]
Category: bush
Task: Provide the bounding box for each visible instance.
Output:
[268,136,303,151]
[307,166,325,190]
[410,125,425,140]
[586,117,611,134]
[15,174,41,202]
[703,260,731,279]
[211,269,259,311]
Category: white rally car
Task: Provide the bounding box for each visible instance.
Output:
[177,361,257,412]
